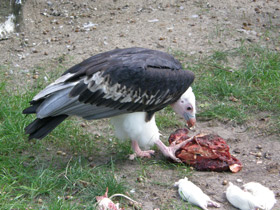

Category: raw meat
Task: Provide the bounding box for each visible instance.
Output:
[168,129,242,172]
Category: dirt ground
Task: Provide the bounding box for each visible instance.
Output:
[1,0,279,209]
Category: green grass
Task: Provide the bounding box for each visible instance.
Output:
[188,45,280,129]
[0,70,128,209]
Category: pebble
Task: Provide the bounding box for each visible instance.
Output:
[38,198,43,204]
[137,177,144,182]
[256,145,262,150]
[33,75,39,79]
[191,14,199,18]
[148,19,159,23]
[57,150,63,155]
[65,195,73,200]
[256,152,262,157]
[222,180,228,185]
[264,152,272,160]
[236,179,243,183]
[46,1,53,7]
[233,148,241,154]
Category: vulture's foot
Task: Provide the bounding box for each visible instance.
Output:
[155,138,192,162]
[129,140,155,160]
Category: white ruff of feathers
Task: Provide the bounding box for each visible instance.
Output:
[111,112,159,150]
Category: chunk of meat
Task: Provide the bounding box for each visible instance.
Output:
[168,129,242,172]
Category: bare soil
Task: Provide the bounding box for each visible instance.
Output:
[1,0,279,209]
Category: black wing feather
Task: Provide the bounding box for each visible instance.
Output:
[66,47,194,113]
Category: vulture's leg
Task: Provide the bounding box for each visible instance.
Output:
[129,140,155,160]
[155,138,192,162]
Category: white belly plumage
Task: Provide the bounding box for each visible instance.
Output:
[111,112,160,149]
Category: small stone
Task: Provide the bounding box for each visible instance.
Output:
[264,152,272,160]
[256,152,262,157]
[233,148,241,154]
[44,52,48,55]
[256,145,262,150]
[255,8,260,13]
[80,123,86,127]
[265,37,270,41]
[38,198,43,204]
[222,180,228,185]
[137,177,143,182]
[57,150,63,155]
[62,152,67,156]
[74,152,78,156]
[88,156,93,161]
[159,37,165,40]
[65,195,73,200]
[236,179,243,183]
[33,75,39,79]
[229,96,238,102]
[89,162,95,168]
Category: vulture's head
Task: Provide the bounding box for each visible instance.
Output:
[171,87,196,128]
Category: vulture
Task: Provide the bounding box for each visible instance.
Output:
[23,47,196,162]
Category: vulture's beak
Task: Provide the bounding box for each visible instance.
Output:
[183,112,196,128]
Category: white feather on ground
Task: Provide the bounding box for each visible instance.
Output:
[226,182,264,210]
[243,182,276,210]
[174,177,220,210]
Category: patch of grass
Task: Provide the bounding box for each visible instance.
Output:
[187,45,280,127]
[0,156,125,209]
[0,72,127,209]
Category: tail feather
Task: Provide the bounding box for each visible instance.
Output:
[22,104,40,114]
[25,115,68,139]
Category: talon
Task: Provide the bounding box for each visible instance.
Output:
[130,140,155,159]
[155,139,192,162]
